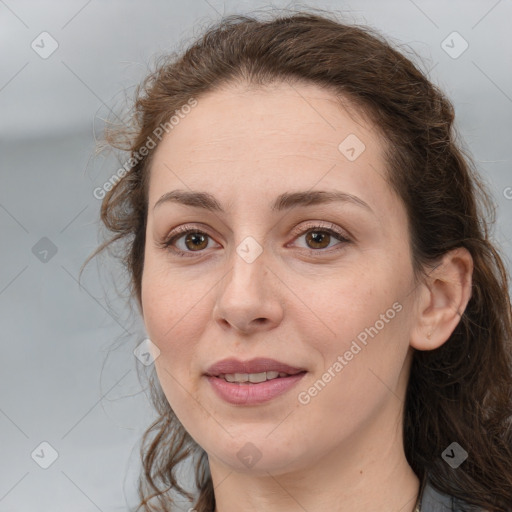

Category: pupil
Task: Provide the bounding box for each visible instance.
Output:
[308,231,329,248]
[187,233,206,250]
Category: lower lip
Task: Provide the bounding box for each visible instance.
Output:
[205,373,307,405]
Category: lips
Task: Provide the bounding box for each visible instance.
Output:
[205,357,306,377]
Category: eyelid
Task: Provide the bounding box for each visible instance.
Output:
[288,221,350,241]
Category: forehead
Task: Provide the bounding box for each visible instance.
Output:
[147,81,397,220]
[155,81,382,161]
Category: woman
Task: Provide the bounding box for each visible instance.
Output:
[82,8,512,512]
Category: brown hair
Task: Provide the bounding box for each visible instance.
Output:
[82,7,512,512]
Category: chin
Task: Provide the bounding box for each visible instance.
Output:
[207,439,308,476]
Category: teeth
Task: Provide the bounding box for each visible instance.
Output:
[221,371,287,383]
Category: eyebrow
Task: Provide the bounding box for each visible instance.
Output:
[153,189,373,214]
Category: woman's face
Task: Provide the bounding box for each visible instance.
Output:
[141,81,420,475]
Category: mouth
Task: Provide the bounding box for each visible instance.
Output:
[205,356,306,378]
[205,363,307,406]
[205,372,307,405]
[204,357,307,405]
[214,370,305,383]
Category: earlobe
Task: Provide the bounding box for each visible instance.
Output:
[410,247,473,351]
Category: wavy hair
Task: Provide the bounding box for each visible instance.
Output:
[82,7,512,512]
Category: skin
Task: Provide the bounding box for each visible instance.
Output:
[140,81,473,512]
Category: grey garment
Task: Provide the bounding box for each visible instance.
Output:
[420,477,485,512]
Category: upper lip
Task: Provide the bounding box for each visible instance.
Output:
[205,357,306,377]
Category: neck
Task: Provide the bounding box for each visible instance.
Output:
[209,407,420,512]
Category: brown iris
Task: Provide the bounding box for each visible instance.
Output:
[184,232,209,251]
[305,230,331,249]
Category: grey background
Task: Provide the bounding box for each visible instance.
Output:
[1,0,511,511]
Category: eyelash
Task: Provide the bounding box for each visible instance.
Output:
[159,223,352,258]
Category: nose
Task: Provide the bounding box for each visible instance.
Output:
[212,247,284,335]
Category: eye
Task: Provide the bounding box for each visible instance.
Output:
[289,222,351,254]
[159,226,220,257]
[158,222,351,258]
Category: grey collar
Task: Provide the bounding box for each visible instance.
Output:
[419,474,483,512]
[420,477,453,511]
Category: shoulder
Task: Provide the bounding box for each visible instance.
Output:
[420,476,487,512]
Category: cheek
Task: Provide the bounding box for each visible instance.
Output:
[301,264,411,380]
[141,270,206,424]
[298,291,410,434]
[140,266,202,373]
[141,249,203,330]
[299,265,399,332]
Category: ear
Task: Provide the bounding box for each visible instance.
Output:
[410,247,473,351]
